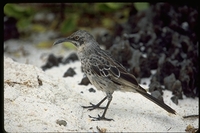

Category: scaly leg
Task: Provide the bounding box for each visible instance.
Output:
[82,96,107,111]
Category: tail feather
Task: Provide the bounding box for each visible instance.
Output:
[137,86,176,114]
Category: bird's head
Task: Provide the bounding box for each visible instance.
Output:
[53,30,97,48]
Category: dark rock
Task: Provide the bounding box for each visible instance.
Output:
[79,76,90,85]
[156,59,180,84]
[181,39,189,53]
[128,49,141,77]
[37,76,43,86]
[179,59,197,97]
[151,90,164,103]
[147,53,159,70]
[57,56,63,63]
[139,56,152,78]
[131,3,198,98]
[129,66,140,79]
[142,82,146,85]
[171,96,178,105]
[63,67,76,77]
[96,31,114,49]
[56,120,67,126]
[149,80,163,95]
[88,88,96,93]
[113,23,124,36]
[163,73,176,91]
[172,80,183,99]
[41,54,62,71]
[158,53,166,67]
[63,53,78,64]
[109,39,133,69]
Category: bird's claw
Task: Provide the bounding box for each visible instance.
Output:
[89,115,114,121]
[82,102,106,111]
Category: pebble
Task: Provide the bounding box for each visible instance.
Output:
[63,67,76,77]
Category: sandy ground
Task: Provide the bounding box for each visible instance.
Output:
[4,32,199,132]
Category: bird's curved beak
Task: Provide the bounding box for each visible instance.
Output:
[53,38,71,46]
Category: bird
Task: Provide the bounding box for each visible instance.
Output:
[53,30,176,121]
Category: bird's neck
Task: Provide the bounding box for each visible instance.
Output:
[77,44,100,59]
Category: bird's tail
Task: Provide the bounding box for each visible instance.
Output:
[137,86,176,114]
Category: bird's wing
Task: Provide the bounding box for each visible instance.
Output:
[89,53,146,93]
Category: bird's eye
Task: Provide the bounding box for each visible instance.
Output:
[74,36,79,40]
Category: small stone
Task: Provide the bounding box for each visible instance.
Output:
[41,54,62,71]
[142,82,146,85]
[149,80,163,95]
[139,57,151,78]
[163,73,176,90]
[56,120,67,126]
[88,88,96,93]
[37,76,43,86]
[63,67,76,77]
[172,80,183,99]
[79,76,90,85]
[63,53,78,64]
[171,96,178,105]
[157,59,180,84]
[151,90,164,103]
[158,53,166,66]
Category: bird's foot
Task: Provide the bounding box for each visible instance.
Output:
[89,114,114,121]
[82,102,105,111]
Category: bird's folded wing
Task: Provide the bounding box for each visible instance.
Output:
[89,54,146,93]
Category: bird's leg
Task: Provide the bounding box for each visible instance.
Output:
[88,93,114,121]
[82,96,107,111]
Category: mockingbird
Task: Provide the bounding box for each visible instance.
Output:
[53,30,176,121]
